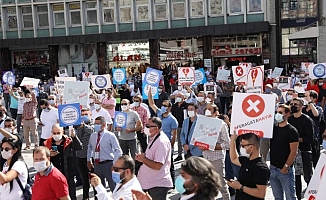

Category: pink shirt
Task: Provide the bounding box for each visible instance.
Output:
[137,132,173,189]
[102,97,116,118]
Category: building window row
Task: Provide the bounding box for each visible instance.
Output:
[281,0,317,19]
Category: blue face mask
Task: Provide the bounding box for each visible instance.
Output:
[80,115,90,124]
[323,140,326,150]
[265,89,271,93]
[175,176,186,194]
[48,100,55,104]
[161,106,167,113]
[94,124,102,132]
[111,171,126,183]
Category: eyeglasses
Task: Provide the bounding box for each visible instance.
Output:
[111,166,127,172]
[290,103,299,106]
[121,103,128,106]
[1,147,13,152]
[145,124,158,128]
[240,144,254,148]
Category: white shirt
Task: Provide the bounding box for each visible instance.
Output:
[95,176,142,200]
[40,107,58,139]
[91,107,113,124]
[17,97,26,115]
[172,89,187,96]
[0,161,28,200]
[180,193,195,200]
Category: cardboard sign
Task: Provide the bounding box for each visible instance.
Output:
[178,67,195,86]
[142,68,162,100]
[232,65,247,85]
[91,74,112,89]
[82,72,93,82]
[114,112,127,129]
[301,62,314,74]
[58,68,68,77]
[2,71,13,83]
[195,68,207,85]
[204,59,211,68]
[63,81,90,106]
[20,77,40,88]
[309,63,326,79]
[112,68,126,84]
[204,83,216,96]
[278,77,291,90]
[230,93,275,138]
[246,65,264,94]
[55,77,77,95]
[305,153,326,199]
[217,70,231,82]
[271,67,283,79]
[6,75,16,86]
[58,103,81,127]
[190,115,223,151]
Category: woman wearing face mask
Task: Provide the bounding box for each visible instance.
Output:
[0,137,28,200]
[175,156,221,199]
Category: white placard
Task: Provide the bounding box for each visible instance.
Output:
[91,74,112,89]
[230,93,275,138]
[217,69,231,82]
[178,67,195,86]
[301,62,314,74]
[20,77,40,88]
[58,68,68,77]
[271,67,283,79]
[63,81,90,106]
[232,65,247,84]
[309,63,326,79]
[246,65,264,94]
[55,77,77,95]
[278,77,291,90]
[305,153,326,199]
[190,115,223,151]
[82,72,93,82]
[204,59,211,68]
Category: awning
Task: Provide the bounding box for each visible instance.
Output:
[288,27,319,40]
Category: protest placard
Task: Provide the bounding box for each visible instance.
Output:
[58,103,81,127]
[232,65,247,85]
[112,68,126,84]
[58,68,68,77]
[278,77,291,90]
[142,68,162,99]
[82,72,93,82]
[301,62,314,74]
[217,69,231,82]
[6,74,16,86]
[195,68,207,85]
[2,71,13,83]
[114,112,127,129]
[20,77,40,88]
[305,153,326,199]
[55,77,77,95]
[178,67,195,86]
[63,81,89,106]
[246,65,264,93]
[91,74,112,89]
[271,67,283,79]
[309,63,326,79]
[204,59,211,68]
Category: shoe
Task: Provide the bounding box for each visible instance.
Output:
[174,156,183,162]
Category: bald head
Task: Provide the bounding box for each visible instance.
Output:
[52,123,63,132]
[51,124,64,141]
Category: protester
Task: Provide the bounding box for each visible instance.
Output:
[196,91,207,115]
[15,90,25,134]
[8,87,18,119]
[39,99,58,146]
[91,103,113,130]
[37,86,48,116]
[101,88,116,123]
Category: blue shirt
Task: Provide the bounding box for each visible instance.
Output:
[87,130,122,163]
[180,116,203,157]
[156,109,178,140]
[10,93,18,109]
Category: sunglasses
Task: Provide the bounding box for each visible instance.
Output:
[290,103,299,106]
[112,166,127,172]
[275,111,283,114]
[1,147,13,152]
[52,132,62,135]
[48,98,55,100]
[133,100,139,103]
[145,124,158,128]
[121,103,128,106]
[162,105,170,108]
[240,144,254,148]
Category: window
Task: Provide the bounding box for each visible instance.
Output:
[172,0,186,18]
[154,0,167,20]
[289,0,297,10]
[103,0,115,23]
[136,0,149,21]
[69,3,81,25]
[228,0,242,13]
[248,0,262,12]
[53,4,65,26]
[86,2,97,24]
[22,6,33,29]
[6,7,18,30]
[120,0,132,22]
[190,0,204,17]
[209,0,223,15]
[37,5,48,27]
[281,0,317,19]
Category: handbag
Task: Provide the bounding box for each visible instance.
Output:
[16,175,33,200]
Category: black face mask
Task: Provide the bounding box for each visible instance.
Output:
[291,106,299,113]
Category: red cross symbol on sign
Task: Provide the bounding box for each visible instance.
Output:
[242,95,265,118]
[236,66,244,76]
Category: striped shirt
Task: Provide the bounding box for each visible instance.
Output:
[22,93,38,119]
[132,104,149,132]
[76,124,94,158]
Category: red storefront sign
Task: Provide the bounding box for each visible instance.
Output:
[211,47,262,57]
[113,54,141,61]
[166,52,197,60]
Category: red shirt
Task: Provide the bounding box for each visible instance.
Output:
[32,165,69,200]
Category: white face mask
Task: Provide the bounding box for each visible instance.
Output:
[275,113,284,123]
[89,99,94,104]
[178,86,182,90]
[205,98,212,103]
[197,97,204,102]
[4,128,12,133]
[53,134,62,142]
[176,97,182,103]
[300,74,305,77]
[95,104,101,110]
[273,83,278,87]
[121,105,128,111]
[25,98,31,102]
[240,146,251,158]
[134,102,140,107]
[185,93,190,98]
[1,150,13,160]
[188,111,195,118]
[291,74,295,78]
[204,110,211,116]
[144,127,151,136]
[33,160,48,172]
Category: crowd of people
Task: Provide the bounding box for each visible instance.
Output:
[0,66,324,200]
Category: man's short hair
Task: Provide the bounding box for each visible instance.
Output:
[240,133,260,149]
[162,100,172,107]
[81,108,90,112]
[187,102,198,110]
[33,146,50,158]
[292,98,304,106]
[149,117,162,129]
[119,155,135,174]
[5,118,17,127]
[40,99,49,106]
[277,104,291,114]
[95,116,106,125]
[309,90,318,100]
[133,94,143,102]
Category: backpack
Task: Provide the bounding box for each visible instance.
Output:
[16,165,34,200]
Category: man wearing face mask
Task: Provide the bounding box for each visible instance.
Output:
[171,85,187,101]
[7,86,19,120]
[91,104,113,131]
[87,116,123,192]
[271,79,282,102]
[91,155,142,200]
[196,91,207,115]
[15,91,25,134]
[37,86,48,117]
[316,78,326,107]
[22,89,38,150]
[154,85,169,111]
[171,93,188,162]
[288,98,314,190]
[39,99,59,146]
[101,89,116,124]
[136,117,173,199]
[48,94,58,108]
[270,104,299,200]
[116,99,142,159]
[282,89,295,104]
[89,94,96,111]
[32,146,71,200]
[228,133,270,200]
[44,124,82,200]
[290,73,300,88]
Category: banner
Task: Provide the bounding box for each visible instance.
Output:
[195,68,207,85]
[178,67,195,86]
[246,65,264,94]
[232,65,247,85]
[112,68,126,84]
[278,77,291,90]
[58,103,81,127]
[114,112,127,129]
[2,71,13,84]
[230,93,275,138]
[20,77,40,88]
[63,81,89,106]
[309,63,326,79]
[82,72,93,82]
[190,115,223,151]
[91,74,112,89]
[301,62,314,74]
[204,59,211,68]
[58,68,68,77]
[305,153,326,199]
[204,83,216,96]
[55,77,77,95]
[217,70,231,82]
[6,74,16,86]
[271,67,283,79]
[142,68,162,100]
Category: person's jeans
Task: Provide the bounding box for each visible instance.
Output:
[10,108,17,119]
[177,127,183,157]
[136,131,147,152]
[144,187,169,200]
[77,158,90,199]
[225,150,240,195]
[270,165,297,200]
[301,151,313,184]
[16,114,22,134]
[3,93,10,111]
[119,139,137,159]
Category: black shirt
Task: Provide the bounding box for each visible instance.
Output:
[288,114,314,151]
[155,91,169,108]
[236,157,270,200]
[171,102,188,128]
[317,86,325,102]
[270,124,299,169]
[118,89,131,102]
[51,139,65,173]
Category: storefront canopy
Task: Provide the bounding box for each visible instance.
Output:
[288,27,319,40]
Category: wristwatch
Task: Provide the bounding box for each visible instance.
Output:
[285,164,290,169]
[240,185,244,192]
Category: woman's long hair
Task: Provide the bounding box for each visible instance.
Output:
[1,137,24,192]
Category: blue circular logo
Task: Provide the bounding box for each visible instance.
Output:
[60,106,79,126]
[313,64,326,78]
[95,76,107,88]
[6,75,15,85]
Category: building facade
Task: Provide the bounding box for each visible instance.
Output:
[0,0,271,79]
